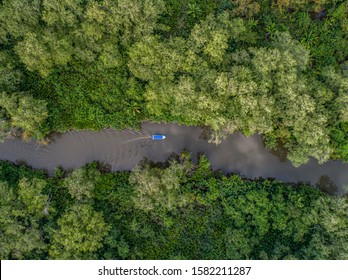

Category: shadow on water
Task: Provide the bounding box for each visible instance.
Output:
[269,141,288,163]
[0,122,348,195]
[198,126,212,141]
[316,175,338,195]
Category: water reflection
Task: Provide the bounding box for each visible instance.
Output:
[269,141,288,163]
[316,175,338,194]
[0,122,348,194]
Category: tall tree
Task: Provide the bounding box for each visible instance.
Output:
[18,178,51,218]
[129,161,188,213]
[15,31,73,77]
[63,167,100,202]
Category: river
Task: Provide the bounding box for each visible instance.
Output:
[0,122,347,194]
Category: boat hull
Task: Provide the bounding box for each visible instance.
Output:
[152,134,166,140]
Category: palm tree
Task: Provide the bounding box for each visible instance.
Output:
[187,2,202,18]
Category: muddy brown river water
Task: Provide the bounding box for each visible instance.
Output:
[0,122,347,194]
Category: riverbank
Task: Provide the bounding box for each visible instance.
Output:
[1,157,348,260]
[0,123,348,194]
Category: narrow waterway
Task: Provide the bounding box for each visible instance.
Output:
[0,122,347,194]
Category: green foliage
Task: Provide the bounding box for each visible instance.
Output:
[36,64,144,132]
[0,92,48,139]
[272,0,329,13]
[1,0,348,164]
[0,158,348,260]
[2,0,348,261]
[158,0,219,37]
[129,161,188,213]
[42,0,85,28]
[0,0,41,42]
[0,160,47,186]
[0,50,23,92]
[63,166,100,202]
[123,156,348,259]
[331,122,348,161]
[129,36,187,82]
[18,178,50,218]
[0,178,48,260]
[231,0,260,18]
[15,32,73,77]
[49,204,110,259]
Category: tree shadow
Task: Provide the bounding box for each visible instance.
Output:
[269,141,288,162]
[316,175,338,195]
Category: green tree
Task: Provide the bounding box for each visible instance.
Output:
[63,166,101,202]
[42,0,85,28]
[81,0,164,48]
[231,0,260,18]
[18,178,51,218]
[15,31,72,77]
[0,181,47,259]
[0,50,24,92]
[273,0,329,13]
[129,161,188,212]
[49,204,110,259]
[129,36,186,82]
[0,92,48,139]
[190,12,249,64]
[0,0,41,42]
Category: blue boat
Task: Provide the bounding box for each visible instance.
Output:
[152,134,166,140]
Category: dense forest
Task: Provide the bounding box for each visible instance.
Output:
[0,0,348,166]
[0,154,347,260]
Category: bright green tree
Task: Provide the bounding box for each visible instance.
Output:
[63,167,101,201]
[15,32,72,77]
[129,161,188,212]
[18,178,51,218]
[0,92,48,139]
